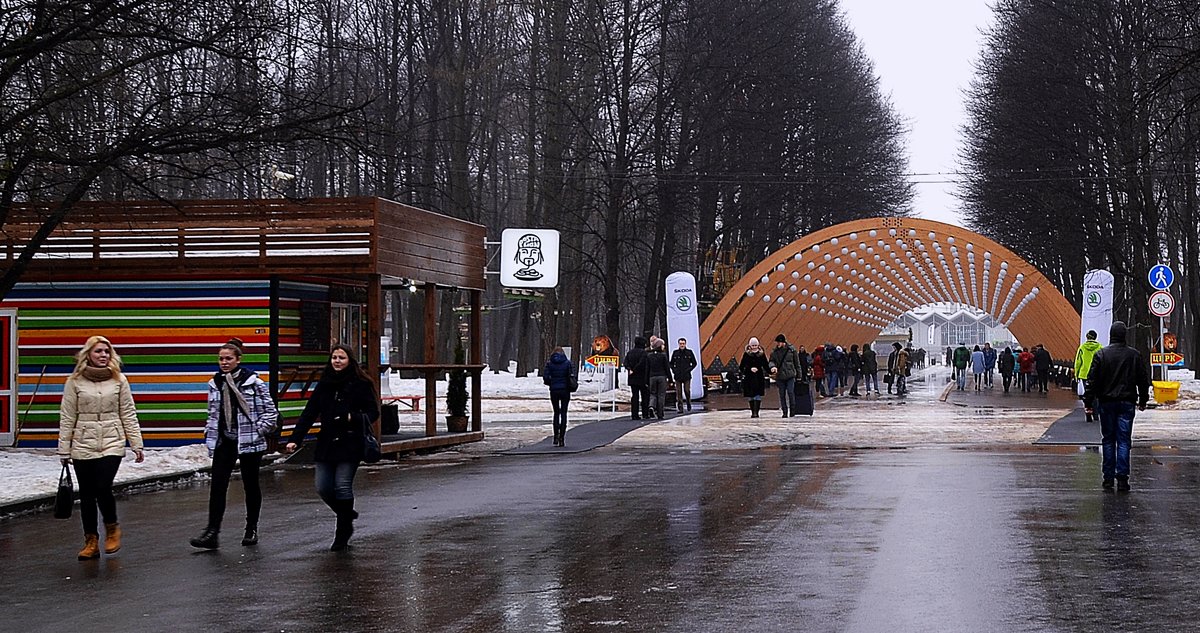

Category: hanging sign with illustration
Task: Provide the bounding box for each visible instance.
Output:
[500,229,560,288]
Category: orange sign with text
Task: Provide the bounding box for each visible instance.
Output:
[1151,352,1184,365]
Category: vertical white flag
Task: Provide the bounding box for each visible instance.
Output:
[665,271,704,399]
[1081,269,1114,346]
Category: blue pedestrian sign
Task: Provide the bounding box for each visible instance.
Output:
[1149,264,1174,290]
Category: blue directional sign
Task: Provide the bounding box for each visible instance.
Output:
[1149,264,1174,290]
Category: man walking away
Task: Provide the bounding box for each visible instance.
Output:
[769,334,801,417]
[1074,330,1103,422]
[1034,344,1053,393]
[1084,322,1149,491]
[670,338,697,411]
[982,342,997,388]
[953,343,971,390]
[624,337,650,419]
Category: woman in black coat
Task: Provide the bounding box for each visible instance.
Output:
[739,337,770,418]
[285,345,380,551]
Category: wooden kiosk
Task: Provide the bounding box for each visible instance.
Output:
[1,197,486,453]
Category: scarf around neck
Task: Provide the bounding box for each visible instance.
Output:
[82,366,113,382]
[220,369,252,432]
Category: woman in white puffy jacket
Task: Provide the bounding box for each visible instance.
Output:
[57,336,144,560]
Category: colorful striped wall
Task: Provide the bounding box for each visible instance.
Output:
[7,280,339,447]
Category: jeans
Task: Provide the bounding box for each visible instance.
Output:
[207,436,264,531]
[776,377,797,415]
[895,375,907,395]
[73,455,123,535]
[827,371,840,395]
[863,371,878,393]
[849,373,861,394]
[1002,373,1012,391]
[550,390,570,437]
[955,369,966,390]
[1098,401,1136,479]
[1037,373,1049,392]
[315,461,359,506]
[984,370,993,387]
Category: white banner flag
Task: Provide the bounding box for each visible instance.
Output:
[1081,269,1114,346]
[665,271,704,399]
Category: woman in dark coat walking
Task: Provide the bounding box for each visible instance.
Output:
[739,337,770,417]
[285,345,380,551]
[543,347,575,446]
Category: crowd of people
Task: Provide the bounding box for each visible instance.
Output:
[57,336,379,560]
[733,335,920,417]
[946,342,1057,394]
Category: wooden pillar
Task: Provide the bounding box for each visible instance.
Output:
[366,273,382,441]
[471,289,482,432]
[424,282,438,437]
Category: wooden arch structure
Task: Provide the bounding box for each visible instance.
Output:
[701,217,1081,363]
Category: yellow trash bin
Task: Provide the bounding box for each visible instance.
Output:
[1153,380,1181,404]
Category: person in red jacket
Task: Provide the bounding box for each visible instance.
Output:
[811,346,827,397]
[1017,347,1036,392]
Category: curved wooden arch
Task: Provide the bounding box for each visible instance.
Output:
[700,217,1081,364]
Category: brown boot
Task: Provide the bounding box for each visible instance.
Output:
[78,534,100,560]
[104,522,122,554]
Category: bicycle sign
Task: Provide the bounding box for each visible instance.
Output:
[1149,290,1175,317]
[1149,264,1174,290]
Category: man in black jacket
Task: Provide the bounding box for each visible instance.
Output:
[669,338,698,411]
[1084,321,1151,491]
[1033,344,1053,393]
[769,334,801,417]
[624,337,650,419]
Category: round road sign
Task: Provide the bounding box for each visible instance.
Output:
[1149,290,1175,317]
[1149,264,1175,290]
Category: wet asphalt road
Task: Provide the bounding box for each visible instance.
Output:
[5,445,1200,632]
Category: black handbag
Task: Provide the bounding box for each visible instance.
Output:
[54,463,74,519]
[362,416,382,464]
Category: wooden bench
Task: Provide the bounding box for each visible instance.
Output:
[383,395,425,412]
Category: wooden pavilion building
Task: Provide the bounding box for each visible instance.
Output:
[0,197,486,454]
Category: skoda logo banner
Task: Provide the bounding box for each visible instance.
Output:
[1086,292,1101,308]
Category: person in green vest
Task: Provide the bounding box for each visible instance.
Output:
[1074,330,1103,422]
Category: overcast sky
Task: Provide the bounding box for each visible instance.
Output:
[837,0,996,228]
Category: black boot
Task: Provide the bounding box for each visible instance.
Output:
[190,527,219,550]
[331,499,356,551]
[750,401,759,418]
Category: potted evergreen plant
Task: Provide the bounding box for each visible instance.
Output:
[445,339,469,432]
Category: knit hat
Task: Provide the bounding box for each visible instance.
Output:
[748,337,760,347]
[1110,321,1127,344]
[775,334,787,343]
